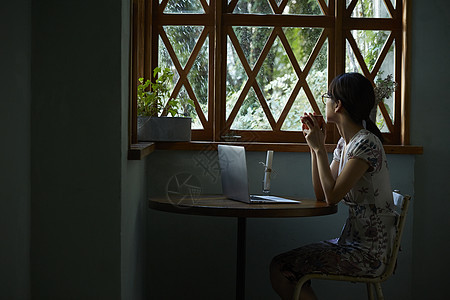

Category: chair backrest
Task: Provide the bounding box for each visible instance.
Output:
[380,191,411,280]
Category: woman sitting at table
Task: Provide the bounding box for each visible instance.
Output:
[269,73,397,300]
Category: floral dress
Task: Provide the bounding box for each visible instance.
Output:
[273,129,397,282]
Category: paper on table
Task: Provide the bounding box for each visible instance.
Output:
[263,150,273,192]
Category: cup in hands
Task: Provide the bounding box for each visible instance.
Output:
[301,113,325,130]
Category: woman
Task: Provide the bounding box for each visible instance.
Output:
[270,73,396,300]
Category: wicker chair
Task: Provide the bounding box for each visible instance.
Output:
[292,191,411,300]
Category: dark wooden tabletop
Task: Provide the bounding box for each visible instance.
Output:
[149,195,337,218]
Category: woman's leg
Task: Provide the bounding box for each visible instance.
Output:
[270,259,295,299]
[269,259,318,300]
[270,241,350,299]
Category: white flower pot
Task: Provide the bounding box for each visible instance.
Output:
[137,116,191,142]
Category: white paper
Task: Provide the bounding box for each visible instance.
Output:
[263,150,273,191]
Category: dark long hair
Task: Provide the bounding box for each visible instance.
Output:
[329,73,383,142]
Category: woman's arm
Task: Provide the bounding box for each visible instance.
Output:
[310,143,339,202]
[311,151,340,201]
[310,150,325,201]
[303,113,368,205]
[315,148,369,205]
[330,160,339,181]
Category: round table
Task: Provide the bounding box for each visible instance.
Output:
[149,195,337,300]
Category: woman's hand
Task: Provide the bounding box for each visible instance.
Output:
[302,113,326,153]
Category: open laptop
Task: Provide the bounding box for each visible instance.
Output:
[218,144,300,204]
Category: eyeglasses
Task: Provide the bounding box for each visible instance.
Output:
[321,93,332,105]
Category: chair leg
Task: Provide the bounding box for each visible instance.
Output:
[374,282,384,300]
[293,277,310,300]
[366,283,375,300]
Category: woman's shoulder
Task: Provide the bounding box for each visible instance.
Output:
[347,129,386,161]
[352,129,383,148]
[336,137,346,148]
[348,130,386,171]
[333,137,346,161]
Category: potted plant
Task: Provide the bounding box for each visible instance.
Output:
[371,73,397,123]
[137,67,194,142]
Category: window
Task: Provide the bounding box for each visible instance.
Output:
[131,0,409,145]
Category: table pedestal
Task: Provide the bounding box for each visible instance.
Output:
[148,196,337,300]
[236,217,246,300]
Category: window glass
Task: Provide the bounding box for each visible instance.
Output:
[232,87,272,130]
[345,39,363,74]
[255,35,296,123]
[350,30,391,72]
[347,0,392,18]
[163,26,203,68]
[306,39,328,117]
[233,0,274,14]
[164,0,206,14]
[226,35,248,120]
[346,29,395,133]
[282,0,324,15]
[233,26,272,69]
[187,36,209,129]
[375,42,395,133]
[281,89,313,131]
[283,27,323,70]
[159,26,209,127]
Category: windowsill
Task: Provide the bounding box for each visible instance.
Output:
[128,141,423,160]
[128,142,156,160]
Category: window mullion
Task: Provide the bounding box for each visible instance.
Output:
[331,0,346,143]
[335,0,346,75]
[149,0,158,81]
[214,0,225,141]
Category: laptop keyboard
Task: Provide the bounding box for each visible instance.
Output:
[251,195,275,201]
[250,195,301,203]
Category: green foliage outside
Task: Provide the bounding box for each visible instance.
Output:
[157,0,395,132]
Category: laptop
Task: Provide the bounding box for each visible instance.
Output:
[218,144,300,204]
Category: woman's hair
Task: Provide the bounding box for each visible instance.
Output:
[328,72,383,142]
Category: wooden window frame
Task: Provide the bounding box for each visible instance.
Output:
[129,0,411,151]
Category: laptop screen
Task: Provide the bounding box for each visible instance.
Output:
[218,145,251,202]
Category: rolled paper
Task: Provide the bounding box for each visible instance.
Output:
[263,150,273,192]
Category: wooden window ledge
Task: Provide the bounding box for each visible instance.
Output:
[128,141,423,160]
[128,142,155,160]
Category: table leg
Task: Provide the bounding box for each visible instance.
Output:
[236,217,246,300]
